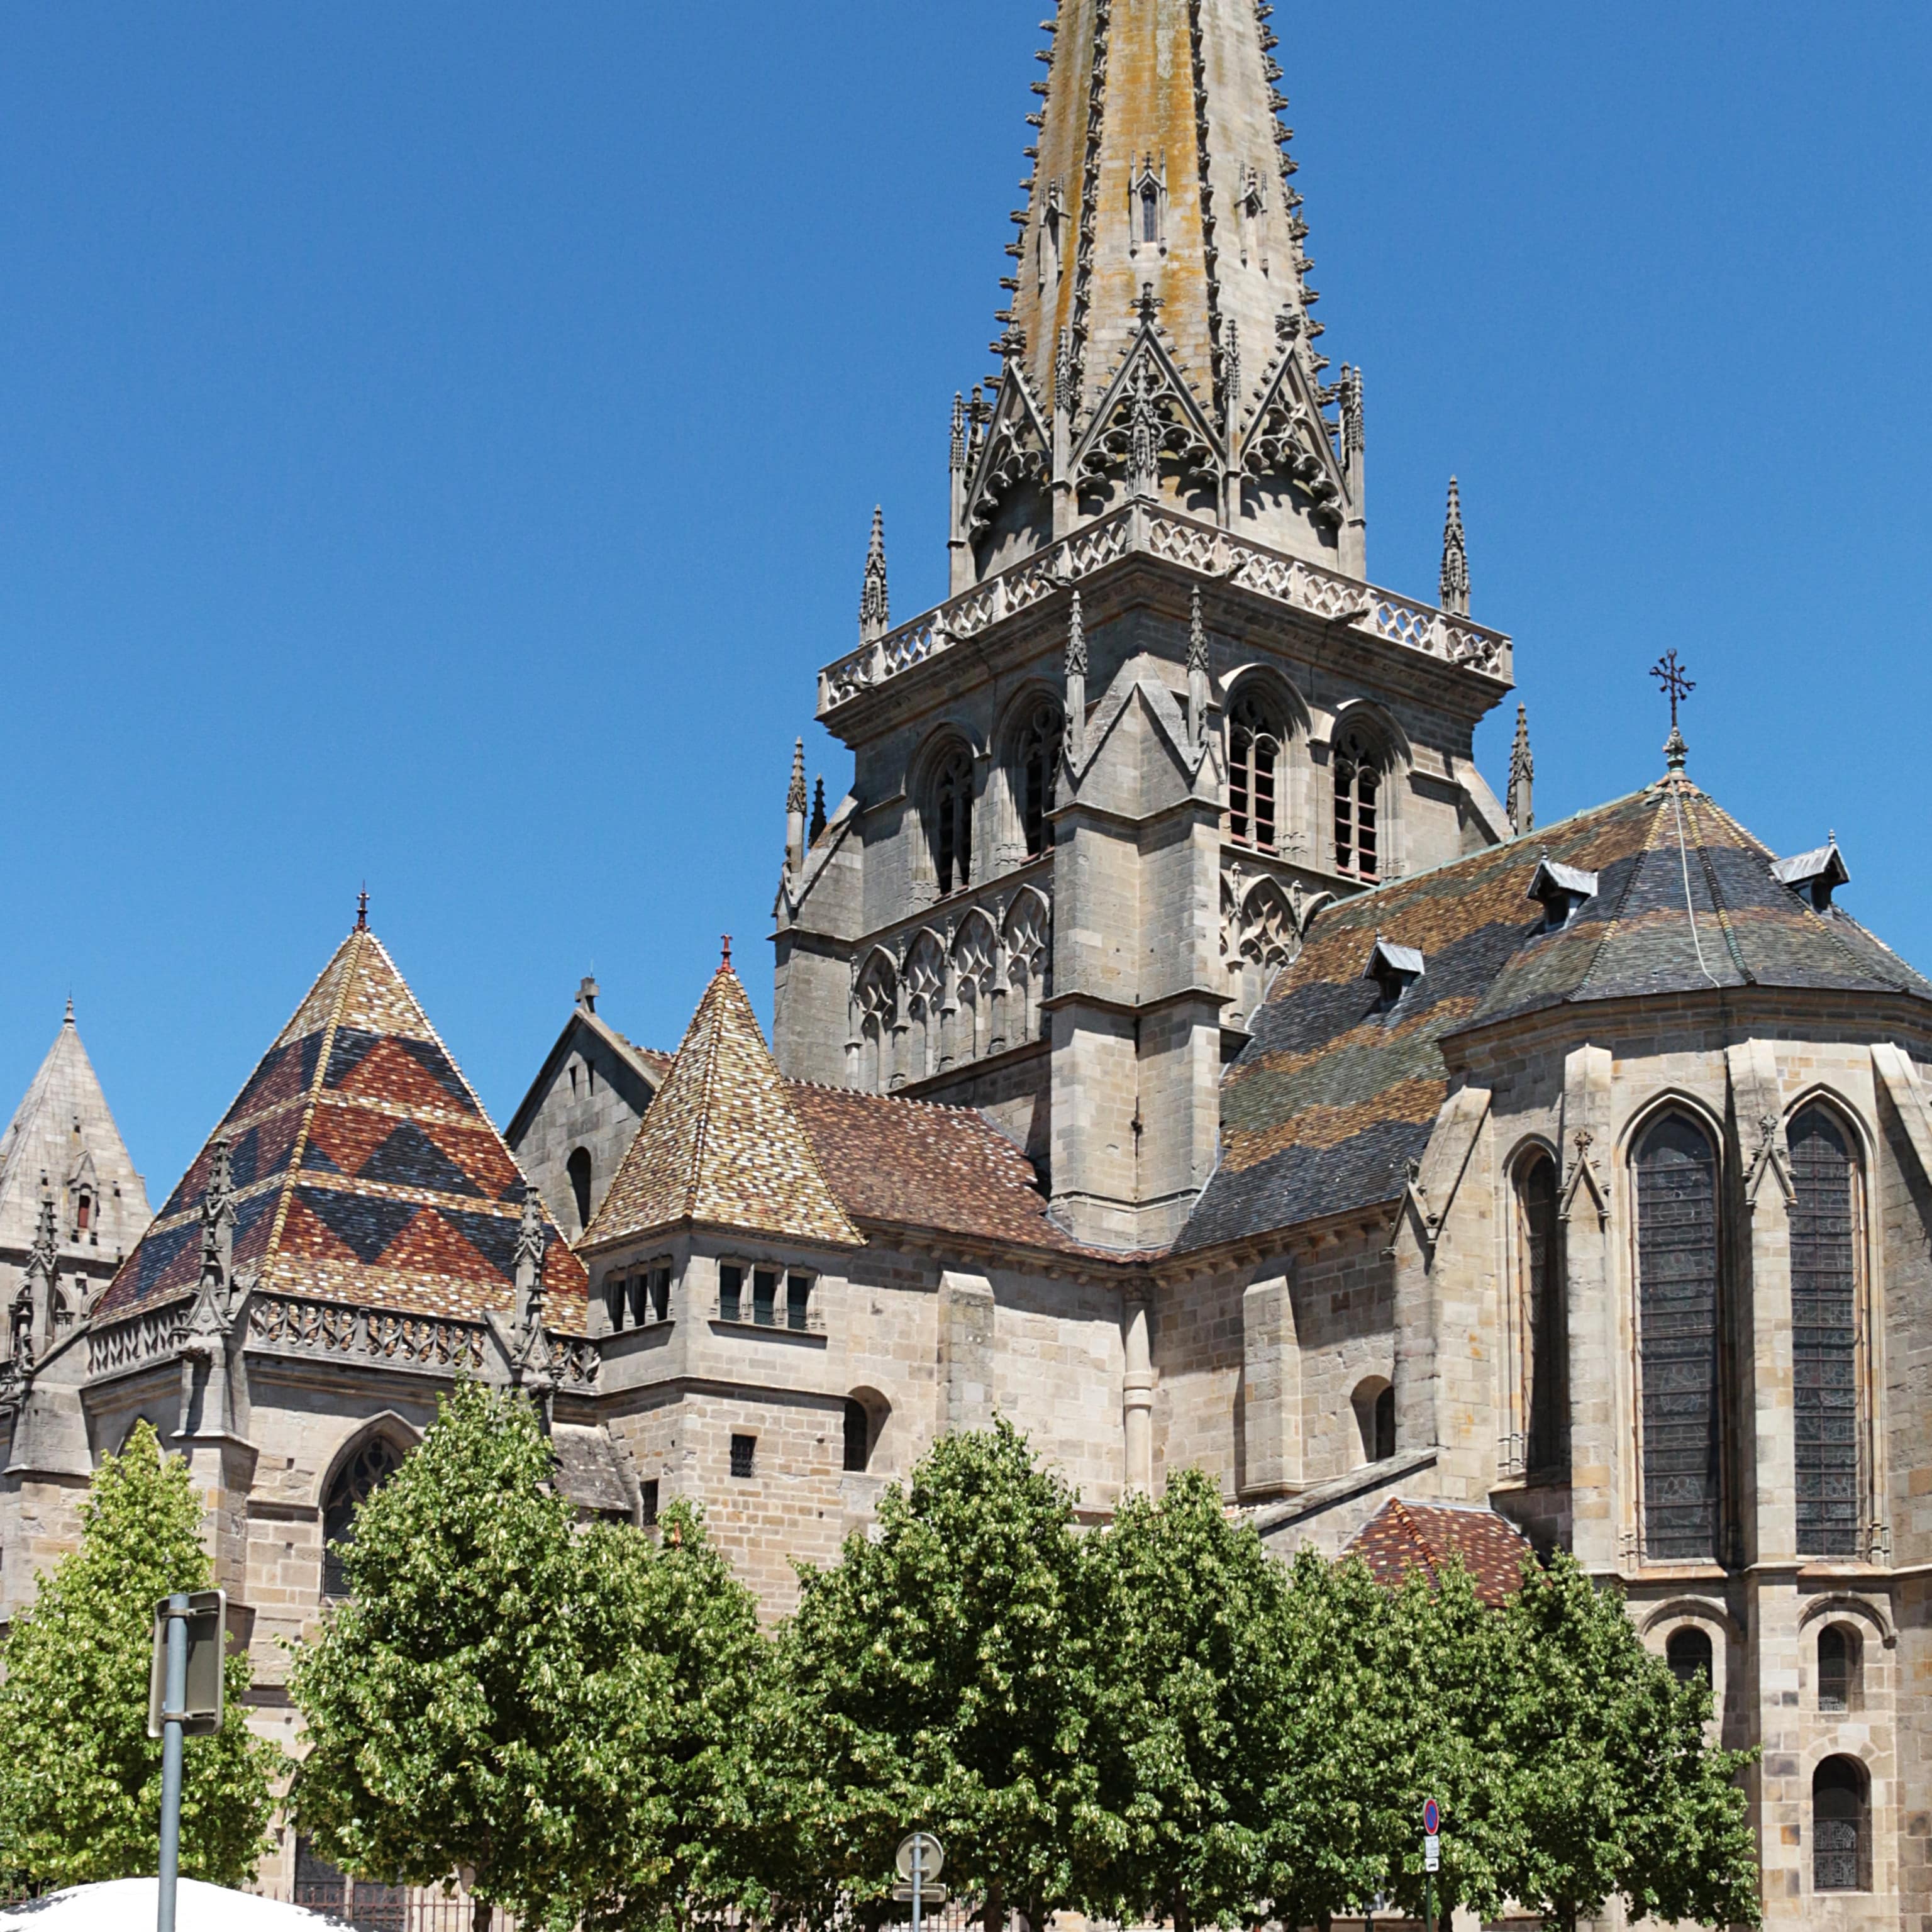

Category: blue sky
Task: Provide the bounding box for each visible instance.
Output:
[3,3,1928,1199]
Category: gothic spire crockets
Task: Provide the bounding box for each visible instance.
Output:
[859,507,891,643]
[958,0,1362,579]
[1509,703,1534,836]
[1440,477,1470,617]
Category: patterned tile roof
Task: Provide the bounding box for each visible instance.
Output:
[1180,777,1932,1252]
[1346,1497,1533,1607]
[96,926,588,1331]
[788,1083,1091,1256]
[584,959,862,1252]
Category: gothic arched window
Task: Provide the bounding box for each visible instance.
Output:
[1790,1106,1861,1557]
[1229,692,1286,852]
[567,1147,593,1235]
[1635,1113,1723,1565]
[323,1435,406,1597]
[1140,178,1160,245]
[1813,1757,1870,1892]
[931,745,975,896]
[1666,1625,1713,1688]
[1333,728,1382,880]
[1818,1623,1862,1712]
[1515,1151,1567,1477]
[1016,701,1063,858]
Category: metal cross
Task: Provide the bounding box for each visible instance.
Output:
[1650,650,1695,729]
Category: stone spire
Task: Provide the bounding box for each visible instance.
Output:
[859,507,891,643]
[1065,589,1088,765]
[1440,476,1469,616]
[957,0,1362,579]
[786,737,809,875]
[1508,703,1534,836]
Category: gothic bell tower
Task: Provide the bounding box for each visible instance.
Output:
[774,0,1515,1250]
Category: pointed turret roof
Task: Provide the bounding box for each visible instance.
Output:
[0,1004,150,1263]
[585,952,860,1252]
[967,0,1358,570]
[96,924,588,1330]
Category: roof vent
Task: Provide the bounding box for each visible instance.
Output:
[1365,937,1425,1008]
[1526,857,1599,930]
[1772,840,1850,913]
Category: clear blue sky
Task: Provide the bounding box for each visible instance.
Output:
[3,4,1928,1200]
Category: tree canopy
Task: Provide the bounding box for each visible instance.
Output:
[0,1420,280,1889]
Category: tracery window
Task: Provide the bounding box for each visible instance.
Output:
[931,745,975,896]
[1016,701,1063,858]
[1635,1114,1723,1565]
[1228,692,1286,852]
[1515,1152,1567,1477]
[1813,1757,1870,1892]
[1333,728,1382,880]
[323,1435,405,1597]
[1790,1106,1861,1557]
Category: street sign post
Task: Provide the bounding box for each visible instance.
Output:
[149,1591,225,1932]
[1421,1799,1441,1932]
[895,1833,944,1932]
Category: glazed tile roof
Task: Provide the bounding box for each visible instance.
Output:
[788,1082,1090,1256]
[584,960,862,1252]
[1346,1498,1533,1607]
[96,926,588,1331]
[1180,776,1932,1252]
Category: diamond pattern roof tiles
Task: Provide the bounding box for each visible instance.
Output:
[95,926,587,1330]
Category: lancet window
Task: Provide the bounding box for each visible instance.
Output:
[323,1435,406,1597]
[1790,1106,1862,1557]
[1512,1150,1567,1478]
[1813,1757,1870,1892]
[1016,701,1063,858]
[1333,728,1382,880]
[931,745,975,896]
[1228,692,1287,852]
[1634,1113,1723,1565]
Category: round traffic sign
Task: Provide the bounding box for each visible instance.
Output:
[897,1833,945,1881]
[1423,1799,1440,1835]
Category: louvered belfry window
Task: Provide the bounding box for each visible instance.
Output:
[1791,1107,1861,1557]
[1229,694,1284,852]
[1333,730,1380,880]
[932,745,974,896]
[1636,1114,1723,1563]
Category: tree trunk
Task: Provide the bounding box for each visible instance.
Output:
[984,1879,1004,1932]
[472,1897,494,1932]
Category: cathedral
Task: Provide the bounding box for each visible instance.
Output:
[3,3,1928,1926]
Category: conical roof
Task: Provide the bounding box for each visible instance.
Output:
[585,955,860,1251]
[95,924,587,1328]
[0,1004,149,1264]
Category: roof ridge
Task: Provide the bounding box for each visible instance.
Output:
[1680,792,1753,984]
[680,972,731,1223]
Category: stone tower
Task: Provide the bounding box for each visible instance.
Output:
[774,0,1516,1248]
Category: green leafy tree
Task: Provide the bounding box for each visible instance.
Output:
[0,1420,280,1888]
[288,1381,600,1931]
[571,1499,770,1932]
[1491,1553,1758,1931]
[1079,1468,1292,1931]
[773,1419,1100,1932]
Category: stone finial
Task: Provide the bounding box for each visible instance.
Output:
[1508,703,1535,837]
[1065,591,1088,769]
[809,777,828,845]
[786,737,809,877]
[950,392,967,474]
[859,508,891,643]
[1055,327,1077,421]
[787,738,808,816]
[1440,477,1470,617]
[1340,364,1364,455]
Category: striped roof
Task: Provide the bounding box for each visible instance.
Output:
[584,958,862,1252]
[95,926,587,1331]
[1181,775,1932,1252]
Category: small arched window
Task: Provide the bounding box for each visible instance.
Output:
[1790,1106,1861,1557]
[1228,692,1286,852]
[566,1148,594,1234]
[1666,1625,1713,1688]
[1352,1377,1395,1464]
[323,1435,406,1597]
[1635,1113,1723,1564]
[75,1192,92,1233]
[1140,179,1160,245]
[1516,1152,1566,1477]
[843,1398,871,1472]
[1333,728,1382,880]
[1016,701,1063,858]
[1813,1756,1870,1892]
[931,745,975,896]
[1818,1624,1862,1713]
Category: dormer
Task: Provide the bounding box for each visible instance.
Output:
[1526,858,1599,930]
[1364,938,1424,1008]
[1772,841,1850,914]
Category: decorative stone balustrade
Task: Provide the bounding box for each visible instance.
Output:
[88,1305,186,1377]
[818,504,1511,715]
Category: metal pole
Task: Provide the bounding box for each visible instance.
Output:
[911,1836,923,1932]
[1424,1869,1434,1932]
[157,1592,188,1932]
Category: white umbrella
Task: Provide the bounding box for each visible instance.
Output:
[0,1877,353,1929]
